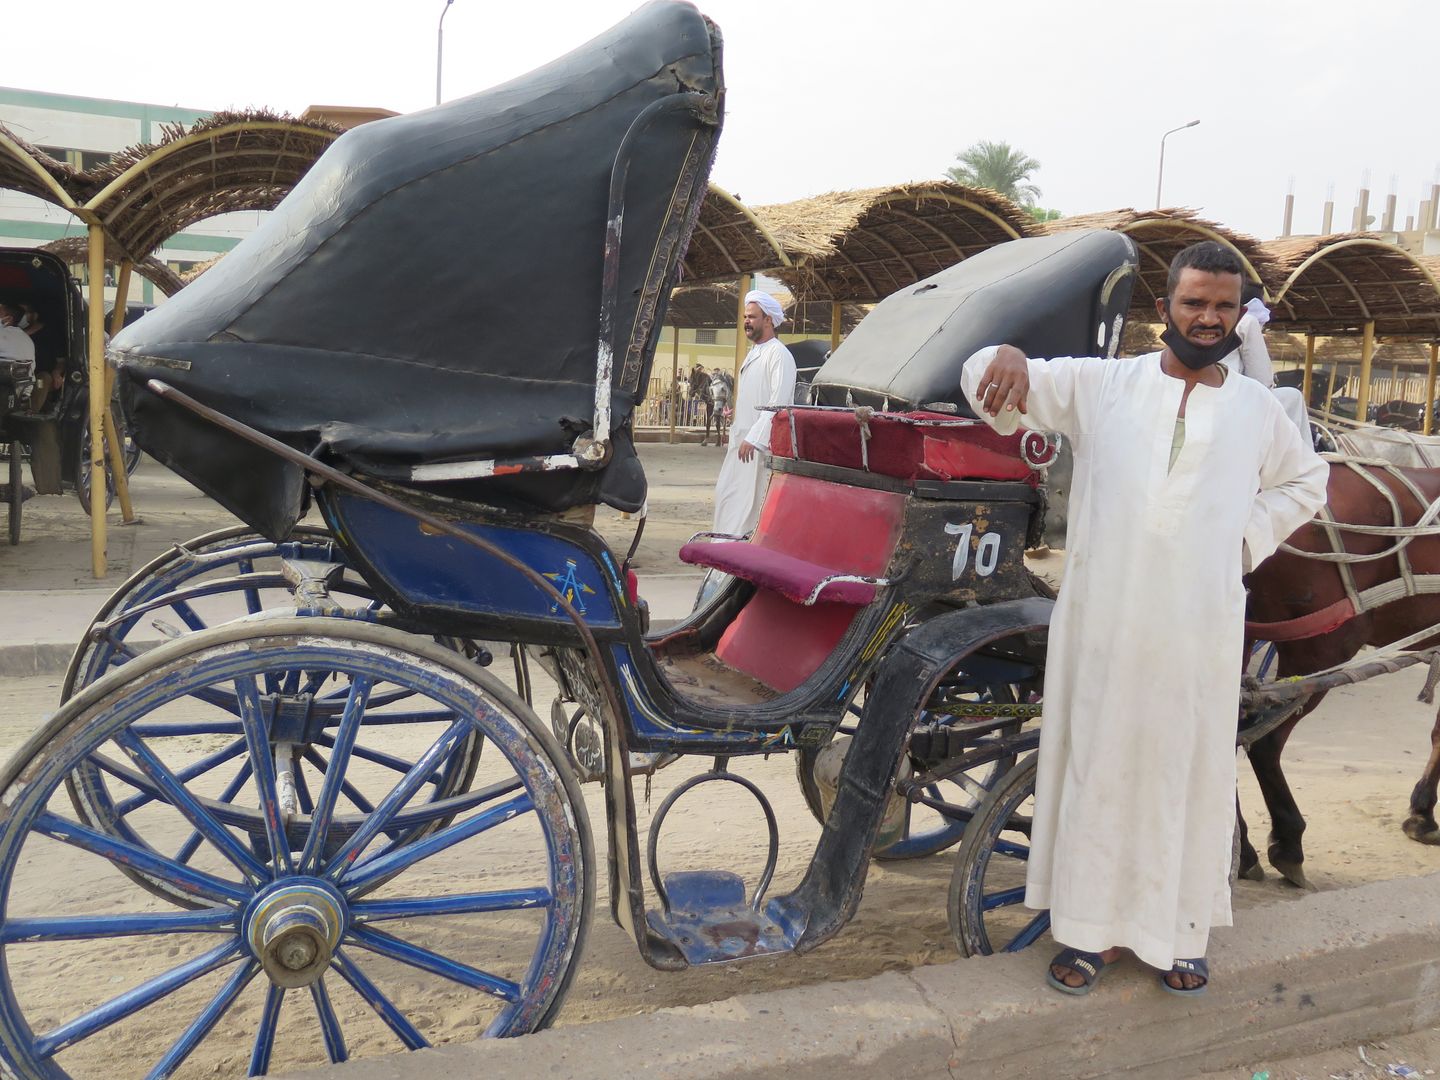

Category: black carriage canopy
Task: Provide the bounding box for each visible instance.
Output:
[809,230,1139,413]
[112,1,723,539]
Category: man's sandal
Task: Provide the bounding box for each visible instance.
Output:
[1159,957,1209,996]
[1045,947,1109,996]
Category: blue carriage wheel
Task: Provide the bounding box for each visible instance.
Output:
[947,753,1051,957]
[61,527,485,907]
[62,524,355,701]
[0,618,592,1078]
[794,685,1021,862]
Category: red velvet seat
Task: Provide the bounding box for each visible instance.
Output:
[768,408,1048,485]
[679,473,904,692]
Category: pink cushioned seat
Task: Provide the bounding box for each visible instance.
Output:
[678,541,877,606]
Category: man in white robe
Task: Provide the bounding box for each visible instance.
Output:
[1223,296,1311,436]
[962,241,1329,996]
[710,290,796,536]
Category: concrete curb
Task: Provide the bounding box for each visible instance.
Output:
[279,873,1440,1080]
[0,642,75,678]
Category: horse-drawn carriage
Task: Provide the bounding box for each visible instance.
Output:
[0,246,140,544]
[5,4,1440,1078]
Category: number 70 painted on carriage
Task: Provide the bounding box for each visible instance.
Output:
[946,522,1003,579]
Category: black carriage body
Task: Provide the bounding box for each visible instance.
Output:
[319,451,1043,758]
[113,1,724,539]
[810,230,1137,413]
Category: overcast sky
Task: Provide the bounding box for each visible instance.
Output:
[7,0,1436,239]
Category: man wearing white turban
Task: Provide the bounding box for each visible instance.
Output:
[710,290,796,536]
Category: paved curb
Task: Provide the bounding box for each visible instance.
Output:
[0,642,76,678]
[278,873,1440,1080]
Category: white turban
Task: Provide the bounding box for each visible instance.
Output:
[1244,297,1271,326]
[745,289,786,329]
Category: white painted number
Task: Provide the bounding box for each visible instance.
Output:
[945,522,1002,579]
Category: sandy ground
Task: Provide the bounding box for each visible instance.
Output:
[1,440,1439,1077]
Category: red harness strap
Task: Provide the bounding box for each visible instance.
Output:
[1244,596,1357,642]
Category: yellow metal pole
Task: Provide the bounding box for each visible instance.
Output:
[669,327,679,445]
[1356,321,1375,422]
[1426,342,1438,436]
[108,260,131,338]
[86,223,107,577]
[732,273,751,384]
[830,301,841,352]
[104,259,135,523]
[1302,333,1315,406]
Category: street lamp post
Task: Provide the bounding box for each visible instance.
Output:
[1155,119,1200,209]
[436,0,455,107]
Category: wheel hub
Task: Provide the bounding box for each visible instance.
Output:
[245,881,346,988]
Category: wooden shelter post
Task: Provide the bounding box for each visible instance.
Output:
[1427,342,1439,436]
[104,259,136,523]
[1323,363,1338,422]
[669,328,679,444]
[85,223,107,577]
[732,273,751,383]
[1356,320,1375,421]
[830,301,841,352]
[1302,333,1315,405]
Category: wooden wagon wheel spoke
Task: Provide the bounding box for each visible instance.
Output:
[345,926,521,1002]
[0,908,236,944]
[340,792,535,897]
[247,985,286,1076]
[308,978,349,1066]
[31,940,246,1060]
[299,676,371,873]
[142,959,259,1080]
[351,886,553,922]
[110,737,248,815]
[329,949,429,1051]
[113,729,269,882]
[174,759,252,866]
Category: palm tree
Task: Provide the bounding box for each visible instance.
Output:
[946,140,1042,206]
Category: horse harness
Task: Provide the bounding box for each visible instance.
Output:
[1245,453,1440,642]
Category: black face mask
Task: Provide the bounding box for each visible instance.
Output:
[1160,302,1241,370]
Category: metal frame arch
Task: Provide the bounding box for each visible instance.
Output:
[1115,218,1267,290]
[704,184,792,269]
[81,121,340,215]
[872,188,1026,243]
[1272,236,1440,328]
[0,130,78,209]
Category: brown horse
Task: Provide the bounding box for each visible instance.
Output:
[1242,458,1440,888]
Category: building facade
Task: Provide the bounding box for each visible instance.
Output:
[0,86,258,307]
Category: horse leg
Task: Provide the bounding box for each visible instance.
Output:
[1247,714,1315,889]
[1235,793,1263,880]
[1403,705,1440,844]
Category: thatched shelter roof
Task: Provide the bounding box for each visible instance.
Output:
[1043,208,1278,320]
[0,110,340,263]
[665,282,866,334]
[37,236,185,297]
[1260,235,1440,339]
[680,186,792,281]
[757,181,1036,303]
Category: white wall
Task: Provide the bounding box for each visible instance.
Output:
[1,104,141,153]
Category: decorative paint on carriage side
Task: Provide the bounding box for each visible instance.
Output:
[327,493,620,627]
[543,560,597,614]
[598,549,627,606]
[835,600,910,702]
